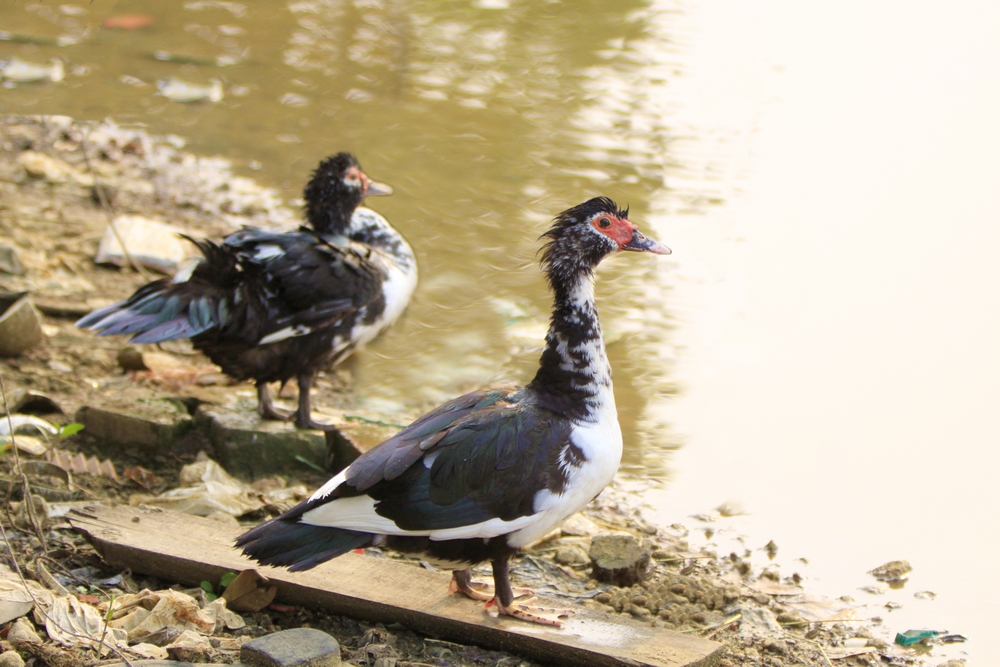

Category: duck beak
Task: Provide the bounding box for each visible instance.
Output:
[365,179,393,197]
[622,229,671,255]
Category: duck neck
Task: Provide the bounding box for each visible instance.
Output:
[527,267,614,422]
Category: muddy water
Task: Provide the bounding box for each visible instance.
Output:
[2,0,991,661]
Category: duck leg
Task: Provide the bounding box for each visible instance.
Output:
[294,372,338,431]
[489,558,574,627]
[449,569,532,602]
[257,382,293,421]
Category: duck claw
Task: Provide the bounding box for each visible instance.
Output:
[493,595,575,627]
[258,403,294,421]
[449,575,532,602]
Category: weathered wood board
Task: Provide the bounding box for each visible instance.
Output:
[69,505,723,667]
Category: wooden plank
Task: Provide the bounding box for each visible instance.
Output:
[69,505,723,667]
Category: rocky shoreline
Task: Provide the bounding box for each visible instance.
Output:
[0,115,945,667]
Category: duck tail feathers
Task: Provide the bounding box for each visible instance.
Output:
[235,518,372,572]
[76,278,228,344]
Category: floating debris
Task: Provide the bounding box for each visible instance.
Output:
[157,77,224,103]
[0,58,64,84]
[102,14,155,30]
[0,31,57,46]
[152,51,238,68]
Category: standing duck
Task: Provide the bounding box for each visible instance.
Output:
[77,153,417,430]
[236,197,670,625]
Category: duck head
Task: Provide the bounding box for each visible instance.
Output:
[540,197,670,285]
[304,152,393,234]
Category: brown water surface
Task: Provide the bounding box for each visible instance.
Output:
[2,0,992,660]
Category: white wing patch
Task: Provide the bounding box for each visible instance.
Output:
[300,493,540,541]
[253,244,285,261]
[171,258,201,284]
[259,324,313,345]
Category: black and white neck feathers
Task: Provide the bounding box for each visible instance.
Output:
[527,198,630,421]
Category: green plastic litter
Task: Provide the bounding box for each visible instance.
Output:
[895,629,945,646]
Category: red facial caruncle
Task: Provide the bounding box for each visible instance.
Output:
[591,213,637,249]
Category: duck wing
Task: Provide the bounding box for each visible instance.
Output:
[223,227,386,343]
[282,383,574,538]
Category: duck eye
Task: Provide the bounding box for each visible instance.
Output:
[598,217,612,229]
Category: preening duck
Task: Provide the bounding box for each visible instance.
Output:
[77,153,417,430]
[236,197,670,626]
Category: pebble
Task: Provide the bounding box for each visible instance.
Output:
[554,545,589,566]
[0,242,25,275]
[241,628,341,667]
[868,559,911,583]
[95,215,198,274]
[7,618,41,646]
[16,151,87,185]
[0,651,26,667]
[588,534,652,586]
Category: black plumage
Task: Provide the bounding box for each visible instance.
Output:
[77,153,417,430]
[236,197,671,626]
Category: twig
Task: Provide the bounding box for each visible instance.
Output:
[703,612,741,639]
[96,594,116,659]
[1,374,48,552]
[79,125,152,281]
[780,618,866,627]
[0,520,135,666]
[791,633,835,667]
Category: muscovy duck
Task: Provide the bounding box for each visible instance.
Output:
[76,153,417,430]
[236,197,670,626]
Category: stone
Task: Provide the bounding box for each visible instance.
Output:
[0,293,43,357]
[560,513,600,537]
[0,650,26,667]
[241,628,341,667]
[0,242,25,275]
[195,406,331,480]
[868,560,911,584]
[589,534,652,587]
[75,399,195,450]
[95,215,199,274]
[17,151,79,183]
[554,545,590,567]
[7,618,41,646]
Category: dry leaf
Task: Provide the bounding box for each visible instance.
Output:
[129,458,262,517]
[221,570,277,613]
[124,465,160,490]
[103,589,215,641]
[46,595,128,654]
